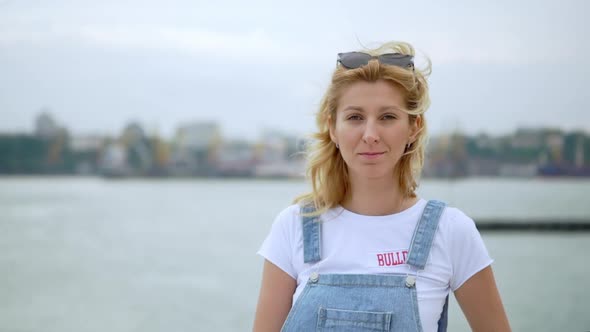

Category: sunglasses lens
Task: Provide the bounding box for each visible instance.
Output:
[338,52,372,69]
[378,53,414,68]
[338,52,414,70]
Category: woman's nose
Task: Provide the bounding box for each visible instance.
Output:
[362,121,380,144]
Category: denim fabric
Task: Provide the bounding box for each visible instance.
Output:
[281,200,448,332]
[437,295,449,332]
[302,204,322,264]
[406,200,446,270]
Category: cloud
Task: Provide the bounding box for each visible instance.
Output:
[0,22,319,65]
[79,25,275,56]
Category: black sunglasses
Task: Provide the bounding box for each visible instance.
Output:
[337,52,414,70]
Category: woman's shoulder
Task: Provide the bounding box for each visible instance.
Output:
[271,202,338,232]
[277,203,305,217]
[440,203,472,222]
[419,199,472,222]
[270,203,304,229]
[435,202,480,236]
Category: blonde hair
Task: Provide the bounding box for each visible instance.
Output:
[294,41,432,215]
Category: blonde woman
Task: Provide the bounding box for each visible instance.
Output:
[253,41,511,332]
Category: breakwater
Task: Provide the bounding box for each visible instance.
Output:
[476,219,590,231]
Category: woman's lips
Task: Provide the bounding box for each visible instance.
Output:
[359,152,385,159]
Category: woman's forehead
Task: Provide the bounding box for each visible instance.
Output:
[337,81,405,109]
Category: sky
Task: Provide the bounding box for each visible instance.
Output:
[0,0,588,140]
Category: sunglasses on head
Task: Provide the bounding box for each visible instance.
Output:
[337,52,414,70]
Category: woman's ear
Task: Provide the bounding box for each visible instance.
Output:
[328,115,337,145]
[409,115,422,144]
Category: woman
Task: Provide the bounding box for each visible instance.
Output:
[253,41,510,331]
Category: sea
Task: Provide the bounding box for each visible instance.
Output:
[0,176,589,332]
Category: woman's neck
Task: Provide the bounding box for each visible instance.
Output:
[341,176,418,216]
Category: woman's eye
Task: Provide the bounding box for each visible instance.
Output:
[382,114,397,120]
[347,115,363,121]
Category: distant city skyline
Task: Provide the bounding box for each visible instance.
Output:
[1,0,588,140]
[4,107,588,178]
[7,109,590,143]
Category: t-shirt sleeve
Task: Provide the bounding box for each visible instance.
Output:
[257,205,299,280]
[448,208,494,291]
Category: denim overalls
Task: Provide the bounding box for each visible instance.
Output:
[281,200,449,332]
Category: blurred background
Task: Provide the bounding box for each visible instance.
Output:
[1,0,589,331]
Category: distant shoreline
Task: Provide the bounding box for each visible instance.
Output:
[1,174,590,180]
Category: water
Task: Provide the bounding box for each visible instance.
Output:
[0,177,589,331]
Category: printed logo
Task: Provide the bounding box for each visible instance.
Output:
[368,249,408,268]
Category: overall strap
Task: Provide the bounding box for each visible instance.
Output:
[301,203,321,263]
[406,200,447,270]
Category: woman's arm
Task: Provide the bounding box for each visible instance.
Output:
[253,259,297,332]
[454,265,511,332]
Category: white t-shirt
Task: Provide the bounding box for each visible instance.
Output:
[258,198,493,332]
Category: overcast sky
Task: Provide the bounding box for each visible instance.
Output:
[0,0,588,140]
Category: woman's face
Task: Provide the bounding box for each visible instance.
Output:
[330,79,419,182]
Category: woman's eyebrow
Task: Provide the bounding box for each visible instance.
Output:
[341,106,403,112]
[342,106,364,112]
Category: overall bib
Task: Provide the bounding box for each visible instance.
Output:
[281,200,449,332]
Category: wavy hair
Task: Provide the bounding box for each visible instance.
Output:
[294,41,432,215]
